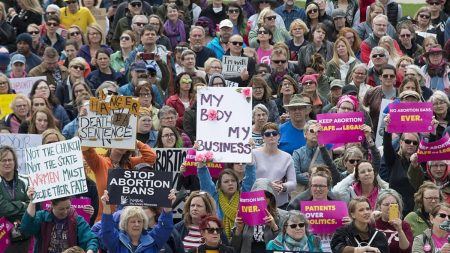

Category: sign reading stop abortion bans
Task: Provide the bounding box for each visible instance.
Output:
[317,112,365,145]
[417,133,450,162]
[25,137,87,203]
[196,87,252,163]
[0,134,42,175]
[78,95,139,149]
[238,190,267,226]
[300,201,348,234]
[388,102,433,133]
[107,169,172,207]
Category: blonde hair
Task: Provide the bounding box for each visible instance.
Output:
[21,0,44,15]
[10,94,31,111]
[69,57,88,69]
[379,35,402,64]
[257,7,275,28]
[331,36,355,66]
[86,23,103,45]
[0,2,6,22]
[289,19,309,35]
[183,191,216,227]
[204,57,222,73]
[119,206,149,231]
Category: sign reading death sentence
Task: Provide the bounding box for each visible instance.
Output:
[0,134,42,175]
[417,133,450,162]
[184,149,224,178]
[196,87,252,163]
[388,102,433,133]
[300,201,348,234]
[222,55,248,78]
[238,190,267,225]
[42,198,92,223]
[0,217,13,252]
[317,112,365,145]
[25,137,87,203]
[10,76,46,95]
[107,169,172,207]
[78,95,140,149]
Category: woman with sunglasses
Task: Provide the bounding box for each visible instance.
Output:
[41,15,66,53]
[249,7,290,48]
[414,7,436,46]
[6,0,43,35]
[67,25,85,50]
[331,196,389,253]
[254,25,274,64]
[227,3,246,36]
[189,215,235,253]
[412,203,450,253]
[56,57,89,107]
[26,24,46,57]
[86,48,126,91]
[166,72,194,130]
[111,30,136,75]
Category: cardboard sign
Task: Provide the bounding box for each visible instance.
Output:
[417,133,450,162]
[42,197,92,223]
[222,55,248,78]
[238,190,267,226]
[196,87,252,163]
[0,134,42,175]
[388,102,433,133]
[107,169,172,207]
[317,112,365,145]
[183,149,224,178]
[0,217,13,252]
[25,137,88,203]
[300,201,348,234]
[0,94,16,119]
[10,76,46,95]
[78,96,139,149]
[225,80,239,87]
[153,148,188,172]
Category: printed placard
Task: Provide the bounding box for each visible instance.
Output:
[25,137,88,203]
[388,102,433,133]
[10,76,47,95]
[78,96,139,149]
[183,149,224,178]
[238,190,267,226]
[317,112,365,145]
[222,55,248,78]
[417,133,450,162]
[0,94,16,119]
[0,134,42,175]
[301,201,348,234]
[0,217,13,252]
[196,87,252,163]
[107,169,172,207]
[42,197,92,223]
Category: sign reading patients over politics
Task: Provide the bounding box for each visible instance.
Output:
[301,201,348,234]
[222,55,248,78]
[10,76,46,95]
[417,133,450,162]
[25,138,87,203]
[78,95,140,149]
[317,112,365,145]
[388,102,434,133]
[0,134,42,175]
[196,87,252,163]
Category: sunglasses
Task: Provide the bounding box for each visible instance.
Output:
[263,131,279,137]
[308,9,318,14]
[348,159,360,164]
[419,14,431,19]
[309,129,316,134]
[257,30,268,35]
[204,227,223,234]
[130,2,142,7]
[273,60,287,64]
[120,36,131,41]
[29,31,40,35]
[47,22,59,27]
[403,139,418,145]
[287,223,306,229]
[438,213,450,219]
[181,78,192,84]
[265,16,276,21]
[372,53,385,58]
[230,41,243,46]
[134,22,147,27]
[107,90,118,95]
[382,74,396,79]
[303,81,315,86]
[428,1,441,5]
[70,31,80,36]
[72,65,85,71]
[400,34,411,38]
[228,8,240,13]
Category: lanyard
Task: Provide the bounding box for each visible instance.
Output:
[1,177,16,200]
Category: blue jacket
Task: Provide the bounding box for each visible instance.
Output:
[207,37,225,60]
[102,211,173,253]
[53,104,70,128]
[62,117,78,140]
[197,164,256,220]
[118,82,164,108]
[86,67,127,92]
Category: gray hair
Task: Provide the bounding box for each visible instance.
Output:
[376,189,404,218]
[252,103,269,118]
[405,64,426,84]
[370,46,389,58]
[46,4,61,16]
[118,206,149,232]
[132,15,149,24]
[282,210,311,236]
[352,63,368,74]
[95,81,119,97]
[190,25,205,36]
[429,90,450,107]
[158,105,178,119]
[373,14,389,24]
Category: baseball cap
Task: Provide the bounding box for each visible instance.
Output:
[330,79,345,89]
[332,9,346,19]
[219,19,233,29]
[11,54,26,64]
[131,61,147,72]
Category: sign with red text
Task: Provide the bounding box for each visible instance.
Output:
[317,112,365,145]
[417,133,450,162]
[196,87,252,163]
[183,149,224,177]
[301,201,348,234]
[238,190,267,225]
[388,102,433,133]
[42,197,92,223]
[10,76,46,95]
[0,217,13,252]
[25,137,87,203]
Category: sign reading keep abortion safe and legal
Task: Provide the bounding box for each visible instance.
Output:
[317,112,365,145]
[417,133,450,162]
[388,102,433,133]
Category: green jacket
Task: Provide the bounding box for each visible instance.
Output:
[0,173,29,222]
[405,210,431,238]
[111,15,133,51]
[325,58,359,85]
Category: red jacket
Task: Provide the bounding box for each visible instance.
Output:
[166,94,192,129]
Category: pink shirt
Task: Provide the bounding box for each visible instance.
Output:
[256,47,272,65]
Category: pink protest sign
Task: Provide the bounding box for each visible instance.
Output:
[388,102,433,133]
[417,133,450,162]
[238,190,267,226]
[317,112,365,145]
[42,197,92,223]
[0,217,13,252]
[301,201,348,234]
[183,149,224,178]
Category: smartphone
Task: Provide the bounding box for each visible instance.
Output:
[389,203,399,221]
[141,52,155,61]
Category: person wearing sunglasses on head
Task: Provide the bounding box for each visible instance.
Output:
[60,0,96,34]
[249,7,291,48]
[166,72,194,130]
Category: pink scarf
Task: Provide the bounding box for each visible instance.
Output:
[352,181,379,210]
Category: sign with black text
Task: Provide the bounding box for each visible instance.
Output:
[222,55,248,78]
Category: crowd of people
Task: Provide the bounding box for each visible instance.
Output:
[1,0,450,252]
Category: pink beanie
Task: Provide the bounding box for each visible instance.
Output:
[300,74,319,84]
[337,95,359,111]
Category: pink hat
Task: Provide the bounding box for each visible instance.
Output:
[337,95,359,111]
[300,74,319,85]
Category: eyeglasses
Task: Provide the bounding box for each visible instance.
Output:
[400,34,411,38]
[47,22,59,27]
[107,90,118,95]
[263,131,279,137]
[424,196,440,201]
[381,202,398,207]
[0,159,13,164]
[0,81,8,86]
[230,41,244,46]
[258,70,267,74]
[265,15,276,21]
[303,81,316,86]
[403,139,418,145]
[130,2,142,7]
[228,8,240,13]
[273,60,287,64]
[162,116,176,121]
[347,159,360,164]
[428,1,441,5]
[430,163,447,169]
[71,65,85,71]
[311,184,327,189]
[120,36,131,41]
[257,30,268,35]
[308,9,318,14]
[139,93,151,97]
[382,74,396,79]
[286,223,306,229]
[28,31,40,35]
[162,133,176,138]
[134,22,147,27]
[70,31,80,36]
[353,71,366,76]
[372,53,385,58]
[211,65,222,70]
[419,14,431,19]
[437,213,450,219]
[204,227,223,234]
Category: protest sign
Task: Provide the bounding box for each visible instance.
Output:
[417,133,450,162]
[317,112,365,145]
[225,80,239,87]
[301,201,348,234]
[107,169,172,207]
[78,95,139,149]
[0,134,42,174]
[388,102,433,133]
[0,94,16,119]
[42,197,92,223]
[10,76,46,95]
[196,87,252,163]
[376,99,394,147]
[222,55,248,78]
[153,148,188,172]
[238,190,267,225]
[25,137,87,203]
[184,149,224,178]
[0,217,13,252]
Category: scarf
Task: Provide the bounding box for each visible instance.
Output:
[427,59,447,77]
[271,233,309,251]
[39,208,78,253]
[274,70,288,84]
[218,190,239,239]
[164,19,186,49]
[352,181,379,210]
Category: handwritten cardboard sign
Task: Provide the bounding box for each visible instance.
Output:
[42,197,92,223]
[78,96,139,149]
[153,148,187,173]
[388,102,433,133]
[107,169,172,207]
[0,134,42,175]
[25,137,88,203]
[0,217,13,252]
[300,201,348,234]
[183,149,224,178]
[417,133,450,162]
[196,87,252,163]
[317,112,365,145]
[222,55,248,78]
[10,76,46,95]
[238,190,267,225]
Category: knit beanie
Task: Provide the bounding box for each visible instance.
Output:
[16,33,33,47]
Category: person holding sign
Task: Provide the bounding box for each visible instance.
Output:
[21,187,99,253]
[188,215,236,253]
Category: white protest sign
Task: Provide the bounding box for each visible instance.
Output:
[225,80,239,87]
[0,134,42,175]
[196,87,252,163]
[25,137,87,203]
[375,99,394,148]
[10,76,47,95]
[78,96,139,149]
[222,55,248,78]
